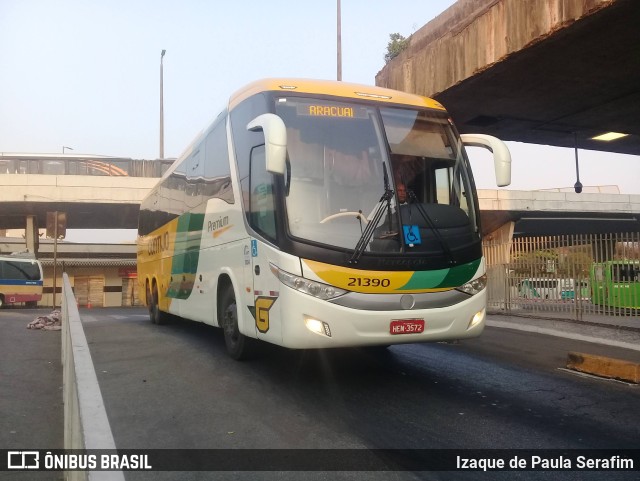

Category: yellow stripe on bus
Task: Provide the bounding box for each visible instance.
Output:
[302,259,451,294]
[137,217,180,312]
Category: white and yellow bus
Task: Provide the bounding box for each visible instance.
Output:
[0,255,43,308]
[137,79,511,359]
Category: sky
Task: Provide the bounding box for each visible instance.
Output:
[1,0,638,242]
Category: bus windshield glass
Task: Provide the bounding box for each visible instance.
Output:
[275,97,478,253]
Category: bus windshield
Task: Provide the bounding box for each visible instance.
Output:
[275,97,478,254]
[0,256,43,307]
[612,262,640,282]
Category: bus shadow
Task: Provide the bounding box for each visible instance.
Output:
[158,313,403,382]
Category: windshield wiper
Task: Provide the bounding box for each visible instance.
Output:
[348,162,394,265]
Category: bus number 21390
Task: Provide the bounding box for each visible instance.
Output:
[347,277,391,288]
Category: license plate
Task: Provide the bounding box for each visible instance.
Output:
[390,319,425,335]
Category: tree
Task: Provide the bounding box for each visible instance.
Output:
[384,33,409,63]
[511,249,558,277]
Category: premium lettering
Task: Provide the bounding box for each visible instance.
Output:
[208,216,229,232]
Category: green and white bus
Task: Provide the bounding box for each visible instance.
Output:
[591,260,640,309]
[137,78,511,359]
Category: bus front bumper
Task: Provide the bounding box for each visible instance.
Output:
[274,286,487,349]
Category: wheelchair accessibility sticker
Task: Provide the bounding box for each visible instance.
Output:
[403,225,422,246]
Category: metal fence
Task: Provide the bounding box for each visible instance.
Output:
[483,233,640,324]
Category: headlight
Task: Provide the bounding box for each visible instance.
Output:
[304,316,332,337]
[468,308,486,329]
[270,264,347,300]
[455,274,487,296]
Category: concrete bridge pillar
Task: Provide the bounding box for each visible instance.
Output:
[25,215,39,256]
[482,221,514,266]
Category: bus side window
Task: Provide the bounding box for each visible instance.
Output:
[249,145,277,242]
[229,92,270,222]
[185,148,203,204]
[203,118,234,204]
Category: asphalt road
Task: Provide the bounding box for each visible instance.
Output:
[74,307,639,481]
[0,307,63,481]
[2,306,637,480]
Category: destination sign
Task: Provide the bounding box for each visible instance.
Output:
[297,103,368,119]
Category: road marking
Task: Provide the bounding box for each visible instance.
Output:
[486,319,640,352]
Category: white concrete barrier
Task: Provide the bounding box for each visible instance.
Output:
[61,273,125,481]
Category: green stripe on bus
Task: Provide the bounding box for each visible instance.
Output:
[399,259,481,290]
[167,213,206,300]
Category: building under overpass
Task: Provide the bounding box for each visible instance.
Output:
[0,236,139,308]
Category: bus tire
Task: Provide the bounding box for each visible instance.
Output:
[0,295,4,309]
[150,283,169,325]
[146,281,154,322]
[219,285,254,360]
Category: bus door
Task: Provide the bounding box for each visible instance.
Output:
[247,143,283,344]
[249,240,282,345]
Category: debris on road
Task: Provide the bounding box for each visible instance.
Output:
[27,310,62,331]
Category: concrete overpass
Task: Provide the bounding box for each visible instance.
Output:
[0,153,172,232]
[0,174,157,231]
[478,189,640,237]
[375,0,640,156]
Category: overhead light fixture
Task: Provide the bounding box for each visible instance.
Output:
[590,132,628,141]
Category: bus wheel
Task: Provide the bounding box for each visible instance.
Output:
[150,284,169,325]
[220,286,254,360]
[146,282,153,322]
[0,295,4,309]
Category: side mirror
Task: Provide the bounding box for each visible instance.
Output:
[247,113,287,175]
[461,133,512,187]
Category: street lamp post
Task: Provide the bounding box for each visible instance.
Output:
[337,0,342,81]
[160,49,166,160]
[573,132,583,194]
[62,146,73,154]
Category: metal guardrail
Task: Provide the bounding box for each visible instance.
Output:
[61,273,125,481]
